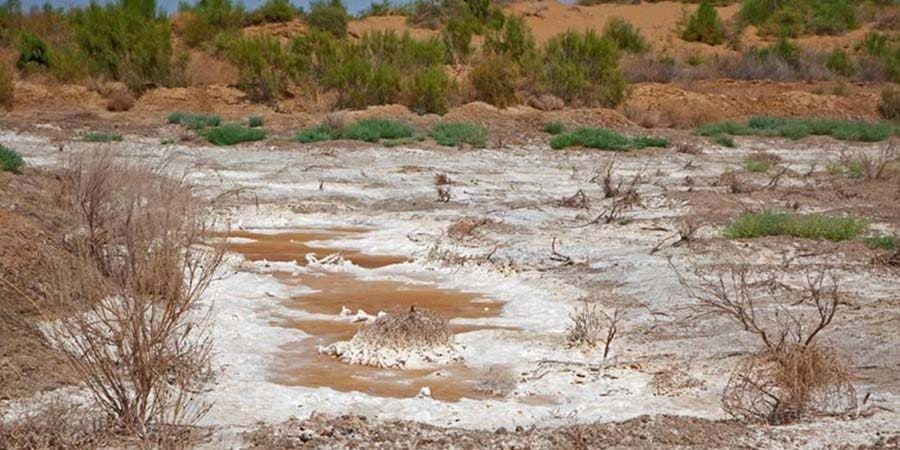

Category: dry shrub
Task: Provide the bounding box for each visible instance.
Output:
[675,263,856,424]
[447,217,489,240]
[557,189,590,209]
[105,89,135,112]
[474,366,517,397]
[566,300,622,359]
[434,172,451,203]
[650,366,705,397]
[877,87,900,121]
[723,345,856,425]
[0,401,111,450]
[838,144,898,181]
[353,307,453,353]
[45,150,222,437]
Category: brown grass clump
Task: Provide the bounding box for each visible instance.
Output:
[105,89,135,112]
[566,301,622,359]
[353,307,453,353]
[877,87,900,121]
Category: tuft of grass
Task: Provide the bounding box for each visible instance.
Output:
[698,117,899,143]
[295,124,340,143]
[248,116,264,128]
[168,112,222,130]
[550,127,668,151]
[81,132,123,142]
[0,145,25,173]
[714,135,736,147]
[430,122,488,148]
[863,234,897,251]
[543,121,565,135]
[340,118,414,143]
[724,211,867,242]
[201,125,266,145]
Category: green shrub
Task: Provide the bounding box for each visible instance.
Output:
[70,0,181,93]
[326,54,402,108]
[483,15,536,67]
[82,132,123,142]
[864,234,897,251]
[295,124,340,143]
[0,63,12,109]
[16,32,51,69]
[724,211,867,242]
[739,0,857,37]
[340,118,414,142]
[543,121,565,135]
[246,0,295,24]
[307,0,349,38]
[856,31,889,57]
[443,15,477,64]
[879,87,900,121]
[177,0,245,47]
[0,145,24,173]
[714,135,736,147]
[825,49,854,76]
[168,112,222,129]
[248,115,264,127]
[409,66,453,115]
[202,124,266,145]
[226,35,294,101]
[603,17,648,54]
[538,30,626,107]
[470,56,518,108]
[682,0,725,45]
[698,117,898,142]
[430,122,487,147]
[550,127,668,151]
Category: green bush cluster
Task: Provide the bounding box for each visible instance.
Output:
[296,124,341,143]
[864,234,897,251]
[550,127,668,151]
[739,0,858,37]
[681,0,725,46]
[341,118,414,142]
[245,0,295,25]
[603,17,649,54]
[307,0,350,38]
[201,124,266,145]
[248,116,264,127]
[177,0,245,48]
[225,34,294,101]
[724,211,867,242]
[470,55,518,108]
[168,111,222,129]
[855,32,900,83]
[0,145,24,173]
[430,122,487,147]
[81,132,123,142]
[698,117,899,143]
[538,30,626,107]
[543,121,565,135]
[825,49,854,76]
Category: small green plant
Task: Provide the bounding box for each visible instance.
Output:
[307,0,349,38]
[878,87,900,121]
[82,132,123,142]
[430,122,487,148]
[864,234,897,251]
[0,145,25,173]
[295,124,340,143]
[825,49,854,76]
[682,0,725,45]
[724,211,867,242]
[550,127,668,151]
[543,121,565,135]
[602,17,649,54]
[248,116,264,127]
[714,134,736,147]
[340,118,414,142]
[168,112,222,130]
[202,124,266,145]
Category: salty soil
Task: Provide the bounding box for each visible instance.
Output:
[1,127,899,448]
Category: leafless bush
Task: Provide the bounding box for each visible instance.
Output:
[353,307,453,353]
[46,150,223,437]
[839,144,898,181]
[557,189,590,209]
[674,262,856,424]
[434,173,451,203]
[566,301,623,359]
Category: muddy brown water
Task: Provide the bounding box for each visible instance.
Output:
[224,229,513,402]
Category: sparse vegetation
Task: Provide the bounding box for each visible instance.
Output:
[714,134,736,147]
[723,211,867,242]
[543,121,565,135]
[550,127,668,151]
[740,0,858,37]
[202,124,266,145]
[430,122,487,148]
[682,0,725,45]
[81,132,123,142]
[698,117,899,142]
[743,152,781,172]
[864,234,897,251]
[295,124,340,143]
[168,111,222,130]
[566,300,622,359]
[0,145,24,173]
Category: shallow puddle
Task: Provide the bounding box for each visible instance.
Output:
[220,229,408,269]
[225,228,514,403]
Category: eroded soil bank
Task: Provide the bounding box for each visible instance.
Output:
[2,128,899,448]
